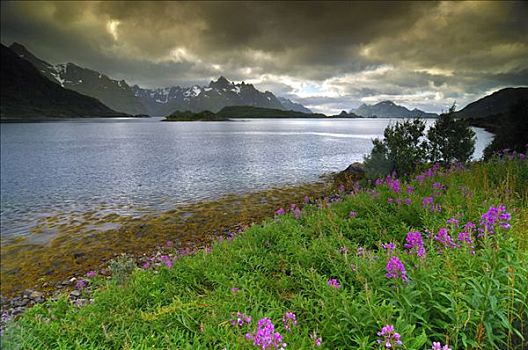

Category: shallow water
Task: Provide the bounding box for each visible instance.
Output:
[0,118,493,240]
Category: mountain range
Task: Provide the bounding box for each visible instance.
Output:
[351,100,439,118]
[0,44,125,120]
[9,43,312,116]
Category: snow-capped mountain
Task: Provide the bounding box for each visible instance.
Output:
[9,43,311,116]
[131,76,288,116]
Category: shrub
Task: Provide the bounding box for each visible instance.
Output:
[364,119,428,178]
[427,103,475,163]
[109,253,136,285]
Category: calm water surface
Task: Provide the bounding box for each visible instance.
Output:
[0,118,493,239]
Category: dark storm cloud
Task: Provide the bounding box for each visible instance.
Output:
[1,1,527,113]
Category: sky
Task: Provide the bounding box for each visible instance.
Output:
[1,1,527,114]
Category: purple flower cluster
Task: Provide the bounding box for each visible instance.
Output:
[86,270,97,278]
[75,279,88,290]
[282,312,297,332]
[310,333,322,347]
[385,256,408,282]
[431,342,452,350]
[381,242,396,253]
[231,312,252,327]
[339,246,349,255]
[377,324,403,348]
[434,228,456,249]
[245,318,287,350]
[446,217,459,228]
[457,222,476,253]
[386,176,401,194]
[480,205,511,235]
[290,204,302,219]
[422,196,442,212]
[349,211,358,218]
[327,278,341,289]
[432,182,445,190]
[275,208,286,216]
[404,231,425,258]
[160,255,173,268]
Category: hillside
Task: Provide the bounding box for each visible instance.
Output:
[2,157,526,349]
[0,44,125,121]
[352,101,438,118]
[455,87,528,119]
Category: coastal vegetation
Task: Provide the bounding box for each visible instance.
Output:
[363,109,475,179]
[2,151,526,349]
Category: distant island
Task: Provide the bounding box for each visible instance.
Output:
[164,106,327,121]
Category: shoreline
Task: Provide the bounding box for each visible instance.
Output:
[1,180,337,298]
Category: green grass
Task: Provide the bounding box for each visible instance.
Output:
[2,157,527,349]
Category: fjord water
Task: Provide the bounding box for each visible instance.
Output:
[1,118,493,239]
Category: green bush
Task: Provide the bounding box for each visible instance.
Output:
[109,253,136,285]
[427,104,475,163]
[364,119,428,178]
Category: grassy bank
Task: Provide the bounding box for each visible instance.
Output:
[2,156,527,349]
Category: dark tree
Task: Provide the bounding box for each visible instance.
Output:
[427,103,476,163]
[364,119,428,178]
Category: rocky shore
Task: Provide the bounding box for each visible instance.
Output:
[0,164,367,335]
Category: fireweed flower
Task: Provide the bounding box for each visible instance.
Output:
[416,174,426,183]
[282,312,297,332]
[387,177,401,193]
[422,196,434,207]
[327,278,341,288]
[338,184,345,192]
[406,185,414,194]
[231,312,252,327]
[275,208,286,216]
[245,317,286,350]
[385,256,408,282]
[160,255,173,268]
[75,279,88,290]
[446,217,459,228]
[457,231,475,254]
[432,182,444,190]
[339,246,349,255]
[381,242,396,253]
[377,324,403,348]
[349,211,358,218]
[231,287,240,294]
[86,270,97,278]
[435,228,456,249]
[480,205,511,235]
[375,178,384,186]
[404,231,425,258]
[310,333,322,347]
[304,195,310,204]
[431,342,452,350]
[404,198,412,206]
[142,261,150,269]
[292,207,301,219]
